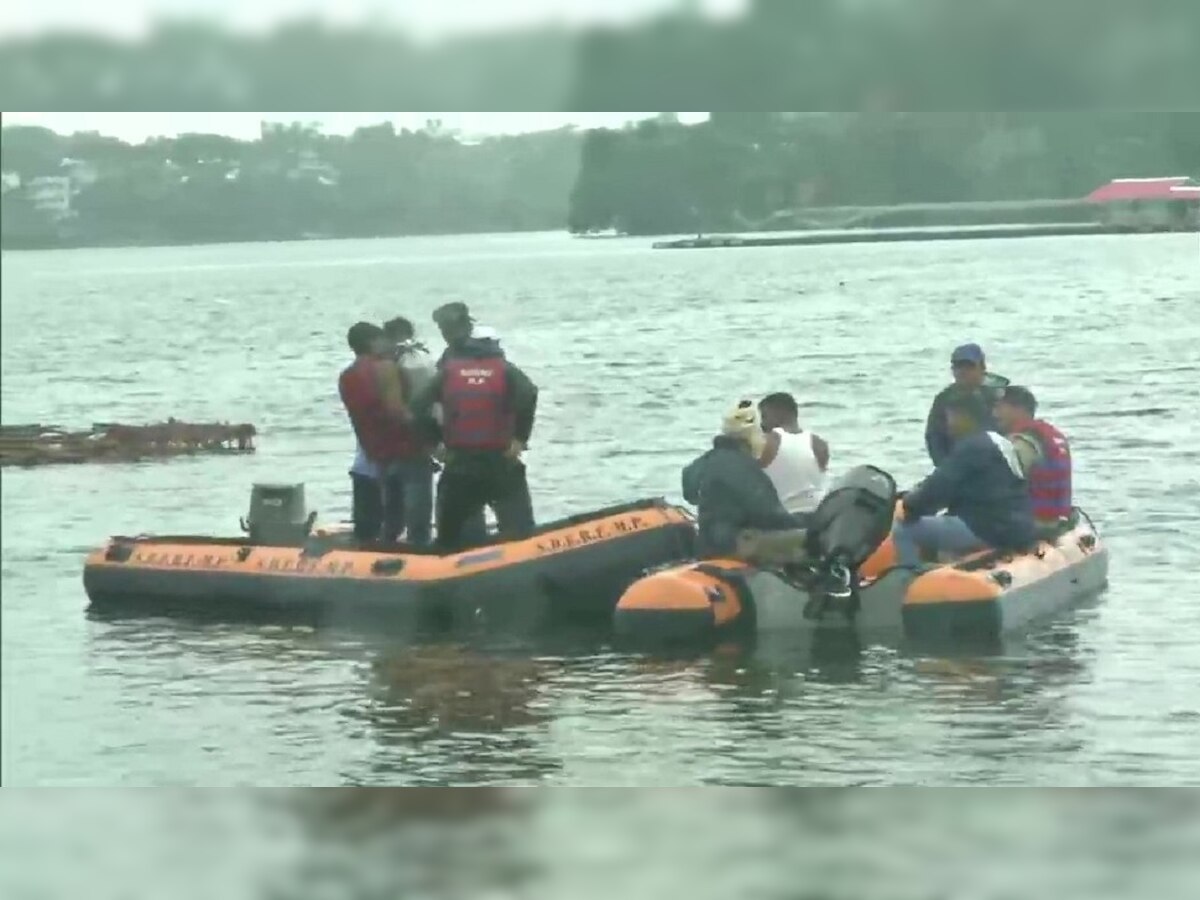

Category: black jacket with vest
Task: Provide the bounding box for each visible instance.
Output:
[411,339,538,448]
[681,436,805,556]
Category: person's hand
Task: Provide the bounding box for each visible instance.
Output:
[505,439,526,460]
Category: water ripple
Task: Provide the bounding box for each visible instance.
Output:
[2,232,1199,786]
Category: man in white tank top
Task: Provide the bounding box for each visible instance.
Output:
[756,392,830,515]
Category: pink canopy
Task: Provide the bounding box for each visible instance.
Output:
[1086,177,1200,203]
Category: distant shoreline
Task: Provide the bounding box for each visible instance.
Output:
[0,224,564,253]
[4,196,1195,253]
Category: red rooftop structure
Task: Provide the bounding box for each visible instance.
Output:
[1086,176,1200,203]
[1084,177,1200,231]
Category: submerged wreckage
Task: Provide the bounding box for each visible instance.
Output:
[0,420,257,467]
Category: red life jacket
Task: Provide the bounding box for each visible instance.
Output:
[338,357,419,463]
[1020,418,1072,520]
[441,355,512,451]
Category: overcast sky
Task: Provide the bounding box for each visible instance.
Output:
[3,0,747,40]
[2,113,711,143]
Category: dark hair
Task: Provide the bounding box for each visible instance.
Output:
[1000,385,1038,416]
[347,321,383,355]
[759,392,799,418]
[944,389,991,423]
[432,302,472,328]
[383,316,414,340]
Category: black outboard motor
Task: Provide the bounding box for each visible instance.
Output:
[799,465,898,620]
[239,483,318,546]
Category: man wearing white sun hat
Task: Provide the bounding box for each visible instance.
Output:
[681,400,810,564]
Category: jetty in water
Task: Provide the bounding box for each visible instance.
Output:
[0,420,257,468]
[650,222,1159,250]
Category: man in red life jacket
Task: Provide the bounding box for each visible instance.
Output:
[410,303,539,550]
[338,322,429,545]
[993,385,1074,533]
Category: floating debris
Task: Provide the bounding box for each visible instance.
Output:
[0,419,257,467]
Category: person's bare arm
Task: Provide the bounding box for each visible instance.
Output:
[757,431,781,468]
[811,433,830,471]
[374,359,411,421]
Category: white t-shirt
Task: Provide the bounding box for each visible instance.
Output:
[763,429,826,515]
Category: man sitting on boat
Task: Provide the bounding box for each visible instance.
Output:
[896,391,1035,567]
[925,343,1010,466]
[993,385,1073,535]
[757,392,830,515]
[682,401,810,565]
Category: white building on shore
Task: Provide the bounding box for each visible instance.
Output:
[26,176,73,219]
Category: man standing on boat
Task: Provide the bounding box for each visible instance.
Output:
[339,322,430,546]
[925,343,1010,466]
[896,391,1035,567]
[411,302,539,550]
[993,385,1074,535]
[379,315,439,545]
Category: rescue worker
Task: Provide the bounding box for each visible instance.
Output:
[447,323,501,547]
[431,302,503,368]
[410,303,538,550]
[925,343,1010,466]
[339,322,424,545]
[993,385,1073,534]
[681,401,809,564]
[895,391,1035,567]
[757,391,830,515]
[425,307,502,546]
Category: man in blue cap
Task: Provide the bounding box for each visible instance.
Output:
[924,343,1010,466]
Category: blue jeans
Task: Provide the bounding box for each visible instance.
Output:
[893,515,986,567]
[381,458,435,546]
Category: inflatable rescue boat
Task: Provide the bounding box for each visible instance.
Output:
[614,466,1109,644]
[85,483,696,631]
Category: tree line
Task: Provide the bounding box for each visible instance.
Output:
[567,112,1200,235]
[1,122,587,247]
[2,0,1197,246]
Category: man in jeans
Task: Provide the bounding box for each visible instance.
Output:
[379,317,437,546]
[895,392,1035,567]
[339,322,435,546]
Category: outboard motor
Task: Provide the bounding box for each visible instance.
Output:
[799,465,898,620]
[240,483,318,546]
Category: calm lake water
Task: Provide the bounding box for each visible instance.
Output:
[2,231,1198,786]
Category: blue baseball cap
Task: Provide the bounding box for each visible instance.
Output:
[950,343,985,365]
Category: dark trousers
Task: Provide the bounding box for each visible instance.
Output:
[435,454,535,551]
[351,458,435,545]
[437,476,489,547]
[351,473,383,543]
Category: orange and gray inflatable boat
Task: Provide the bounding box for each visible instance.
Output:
[84,483,696,631]
[614,466,1109,644]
